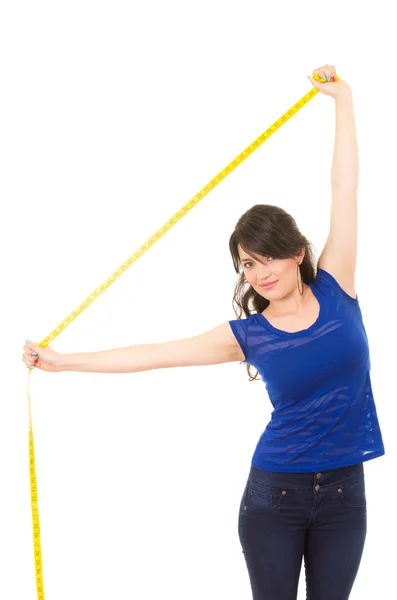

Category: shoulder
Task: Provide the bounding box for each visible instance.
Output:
[317,256,356,300]
[314,265,358,303]
[228,313,258,335]
[228,313,260,345]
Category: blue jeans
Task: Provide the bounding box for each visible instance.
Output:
[238,462,367,599]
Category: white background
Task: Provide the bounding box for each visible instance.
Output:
[1,1,396,598]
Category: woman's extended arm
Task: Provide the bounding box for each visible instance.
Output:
[49,321,244,373]
[331,90,359,190]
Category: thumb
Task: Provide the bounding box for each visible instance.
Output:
[25,339,41,353]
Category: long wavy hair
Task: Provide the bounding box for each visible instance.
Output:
[229,204,318,382]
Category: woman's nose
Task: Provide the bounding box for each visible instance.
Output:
[258,274,272,282]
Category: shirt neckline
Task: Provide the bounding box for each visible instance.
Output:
[257,280,323,337]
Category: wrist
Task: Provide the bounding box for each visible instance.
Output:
[335,86,352,103]
[56,353,73,372]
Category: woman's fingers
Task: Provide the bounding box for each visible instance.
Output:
[22,351,36,367]
[21,341,61,372]
[22,343,39,367]
[313,64,337,82]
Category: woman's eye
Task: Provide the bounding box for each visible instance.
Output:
[243,256,274,269]
[242,257,273,269]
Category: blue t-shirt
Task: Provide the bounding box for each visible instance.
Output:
[229,267,385,473]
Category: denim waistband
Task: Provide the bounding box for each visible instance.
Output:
[248,462,364,491]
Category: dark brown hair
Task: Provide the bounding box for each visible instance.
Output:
[229,204,318,381]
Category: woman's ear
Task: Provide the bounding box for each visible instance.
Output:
[296,247,305,262]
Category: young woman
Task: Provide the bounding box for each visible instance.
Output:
[23,64,385,599]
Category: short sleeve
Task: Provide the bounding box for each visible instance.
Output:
[316,268,358,304]
[229,319,248,363]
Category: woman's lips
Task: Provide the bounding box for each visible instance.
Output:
[259,281,278,290]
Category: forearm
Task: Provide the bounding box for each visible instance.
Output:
[331,91,359,189]
[57,344,155,373]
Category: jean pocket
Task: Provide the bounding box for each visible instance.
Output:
[245,479,285,511]
[338,478,367,510]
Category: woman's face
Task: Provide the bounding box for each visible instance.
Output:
[238,245,305,299]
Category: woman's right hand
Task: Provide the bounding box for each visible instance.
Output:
[22,340,63,373]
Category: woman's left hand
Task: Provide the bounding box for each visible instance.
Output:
[308,64,351,100]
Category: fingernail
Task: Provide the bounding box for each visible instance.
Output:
[32,352,38,356]
[26,339,31,344]
[28,366,35,370]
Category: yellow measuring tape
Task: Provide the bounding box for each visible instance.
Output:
[27,72,338,599]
